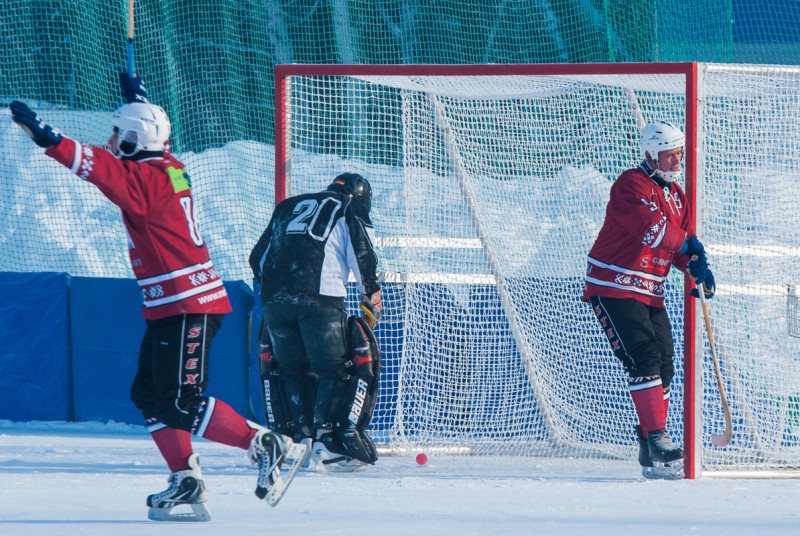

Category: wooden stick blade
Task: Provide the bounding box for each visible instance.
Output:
[711,432,731,447]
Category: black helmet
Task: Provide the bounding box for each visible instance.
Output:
[328,172,372,213]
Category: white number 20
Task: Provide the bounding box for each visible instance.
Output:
[286,197,342,241]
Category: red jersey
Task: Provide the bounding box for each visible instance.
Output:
[582,165,692,307]
[47,138,232,319]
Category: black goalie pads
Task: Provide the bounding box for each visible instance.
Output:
[258,320,315,440]
[336,315,381,464]
[258,325,292,436]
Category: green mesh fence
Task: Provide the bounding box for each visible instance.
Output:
[2,0,800,280]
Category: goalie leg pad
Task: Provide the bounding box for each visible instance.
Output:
[259,329,313,440]
[334,315,382,464]
[259,353,293,437]
[349,315,382,377]
[335,377,378,463]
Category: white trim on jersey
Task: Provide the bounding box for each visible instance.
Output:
[651,224,667,248]
[318,217,352,298]
[138,261,216,286]
[587,257,667,282]
[143,279,225,307]
[585,276,664,298]
[70,140,83,174]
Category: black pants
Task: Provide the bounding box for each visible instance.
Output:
[130,313,223,433]
[262,302,349,428]
[589,296,675,386]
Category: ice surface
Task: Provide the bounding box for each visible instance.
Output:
[0,420,798,535]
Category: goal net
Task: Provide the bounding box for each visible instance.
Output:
[276,63,800,477]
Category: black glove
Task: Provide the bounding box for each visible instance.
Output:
[691,269,716,300]
[9,101,63,148]
[119,72,149,103]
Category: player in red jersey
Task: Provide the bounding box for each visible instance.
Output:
[582,121,716,480]
[10,74,304,519]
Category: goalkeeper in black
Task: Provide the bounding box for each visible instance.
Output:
[249,172,382,472]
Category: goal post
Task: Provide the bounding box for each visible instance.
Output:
[275,62,800,479]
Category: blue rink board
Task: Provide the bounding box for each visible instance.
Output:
[0,273,686,439]
[0,272,72,421]
[69,277,255,424]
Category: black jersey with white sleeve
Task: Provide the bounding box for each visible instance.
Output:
[250,189,380,308]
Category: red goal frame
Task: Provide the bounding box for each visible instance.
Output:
[274,62,702,478]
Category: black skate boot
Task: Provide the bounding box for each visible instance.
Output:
[249,427,288,499]
[635,425,654,468]
[643,427,684,479]
[647,428,684,462]
[311,427,366,473]
[248,423,307,506]
[146,453,210,522]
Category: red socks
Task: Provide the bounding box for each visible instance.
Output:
[151,427,193,472]
[629,376,667,435]
[199,398,257,450]
[151,398,259,472]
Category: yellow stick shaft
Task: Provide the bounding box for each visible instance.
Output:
[128,0,134,40]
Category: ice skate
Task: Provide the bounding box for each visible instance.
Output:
[248,426,307,506]
[285,437,313,471]
[147,453,211,522]
[635,425,654,468]
[311,429,367,473]
[642,427,684,479]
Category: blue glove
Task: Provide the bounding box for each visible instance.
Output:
[119,72,149,103]
[679,236,705,259]
[690,268,715,299]
[687,255,708,282]
[9,101,63,148]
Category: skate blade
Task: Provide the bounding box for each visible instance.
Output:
[642,459,684,480]
[311,445,369,473]
[285,439,313,471]
[147,502,211,522]
[265,443,308,507]
[316,458,368,473]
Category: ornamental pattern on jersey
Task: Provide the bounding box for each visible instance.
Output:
[189,267,218,285]
[614,273,665,296]
[144,285,165,299]
[138,263,224,308]
[79,146,95,180]
[642,218,666,246]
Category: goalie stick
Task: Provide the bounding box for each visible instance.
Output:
[696,280,733,447]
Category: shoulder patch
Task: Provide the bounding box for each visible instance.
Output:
[166,166,191,193]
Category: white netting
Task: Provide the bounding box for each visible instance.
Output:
[283,65,800,474]
[700,64,800,473]
[284,71,686,460]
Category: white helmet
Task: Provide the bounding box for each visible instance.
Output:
[111,102,171,157]
[640,120,685,182]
